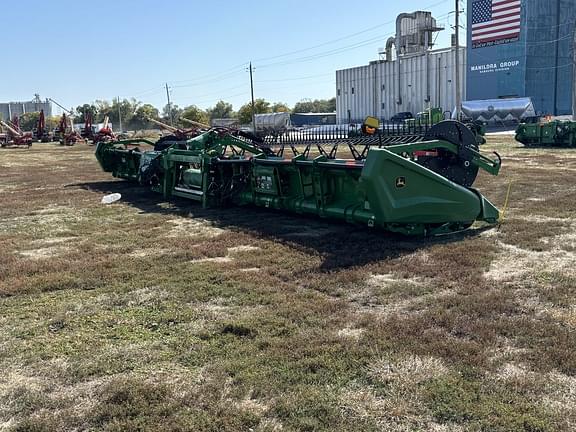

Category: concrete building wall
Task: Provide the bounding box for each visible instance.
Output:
[336,47,465,123]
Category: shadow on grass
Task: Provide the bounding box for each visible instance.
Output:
[70,180,491,271]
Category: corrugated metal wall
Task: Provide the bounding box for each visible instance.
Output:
[0,101,53,121]
[336,47,466,123]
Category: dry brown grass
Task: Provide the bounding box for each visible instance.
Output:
[1,137,575,431]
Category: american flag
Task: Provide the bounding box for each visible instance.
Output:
[471,0,522,46]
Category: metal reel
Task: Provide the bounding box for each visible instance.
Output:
[420,120,479,188]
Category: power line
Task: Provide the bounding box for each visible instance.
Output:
[170,62,249,85]
[253,0,451,64]
[176,84,248,101]
[176,91,251,106]
[171,71,245,89]
[257,10,455,70]
[120,2,454,99]
[257,33,395,69]
[257,73,333,83]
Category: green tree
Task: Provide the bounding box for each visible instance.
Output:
[207,100,234,120]
[100,98,140,131]
[15,112,66,132]
[75,104,99,123]
[271,102,290,113]
[46,116,61,131]
[237,99,272,124]
[181,105,209,126]
[161,104,183,125]
[94,100,111,119]
[18,112,40,131]
[293,98,336,113]
[133,104,160,129]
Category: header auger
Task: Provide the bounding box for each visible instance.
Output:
[95,119,502,236]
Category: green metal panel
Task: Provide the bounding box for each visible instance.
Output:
[360,148,487,225]
[516,121,576,147]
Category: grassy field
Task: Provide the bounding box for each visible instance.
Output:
[1,136,575,431]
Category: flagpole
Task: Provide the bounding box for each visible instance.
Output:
[455,0,462,121]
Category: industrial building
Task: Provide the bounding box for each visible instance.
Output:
[338,1,576,123]
[336,11,465,123]
[0,96,52,121]
[467,0,576,116]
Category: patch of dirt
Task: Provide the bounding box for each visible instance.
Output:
[28,236,78,247]
[190,256,233,264]
[340,385,460,431]
[233,390,269,416]
[239,267,261,273]
[517,215,571,224]
[480,228,500,238]
[34,205,72,215]
[548,305,576,327]
[128,248,171,258]
[93,287,171,308]
[337,327,364,340]
[165,218,225,239]
[349,273,446,317]
[0,360,205,428]
[227,245,260,253]
[0,184,18,193]
[366,274,422,287]
[369,355,449,386]
[0,369,45,394]
[0,206,83,236]
[17,245,72,260]
[255,418,284,431]
[189,245,260,265]
[339,355,454,430]
[0,366,108,424]
[126,287,170,307]
[486,336,530,364]
[493,363,576,420]
[541,230,576,250]
[485,240,576,282]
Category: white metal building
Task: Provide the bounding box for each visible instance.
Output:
[0,97,53,121]
[336,47,466,123]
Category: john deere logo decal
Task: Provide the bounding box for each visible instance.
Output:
[395,177,406,188]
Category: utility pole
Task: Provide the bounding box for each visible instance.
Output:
[454,0,462,121]
[249,62,256,132]
[117,96,123,132]
[165,83,173,126]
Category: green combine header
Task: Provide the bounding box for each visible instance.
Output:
[516,119,576,147]
[95,120,502,236]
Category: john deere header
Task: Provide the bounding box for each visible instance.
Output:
[95,119,502,236]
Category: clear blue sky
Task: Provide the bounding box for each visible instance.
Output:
[5,0,464,114]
